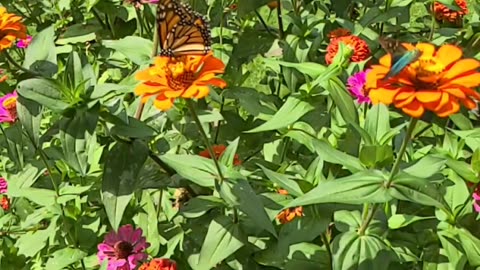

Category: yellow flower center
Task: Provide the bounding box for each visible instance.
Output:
[165,61,195,90]
[2,96,16,109]
[410,56,445,84]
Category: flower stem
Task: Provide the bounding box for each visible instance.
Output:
[186,100,225,182]
[276,0,284,39]
[428,4,436,41]
[3,50,40,77]
[135,6,159,120]
[358,117,418,235]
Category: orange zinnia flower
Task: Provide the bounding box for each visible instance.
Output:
[365,43,480,118]
[139,258,177,270]
[199,144,242,166]
[328,28,352,40]
[325,35,370,65]
[433,0,468,24]
[1,196,9,211]
[0,7,27,51]
[135,52,227,111]
[276,189,304,224]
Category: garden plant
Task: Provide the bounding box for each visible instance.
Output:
[1,0,480,269]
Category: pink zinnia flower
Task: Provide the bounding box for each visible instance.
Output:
[347,70,371,104]
[97,224,150,270]
[0,91,18,123]
[0,177,7,194]
[473,185,480,213]
[16,35,32,49]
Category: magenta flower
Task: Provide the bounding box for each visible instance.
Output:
[0,178,7,194]
[347,70,371,104]
[16,35,32,49]
[0,91,18,124]
[97,224,150,270]
[473,187,480,213]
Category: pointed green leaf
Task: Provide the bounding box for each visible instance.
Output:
[17,78,69,112]
[102,140,149,230]
[23,25,58,77]
[45,247,87,270]
[16,95,42,146]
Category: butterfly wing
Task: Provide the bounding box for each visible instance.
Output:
[157,0,211,57]
[379,37,420,79]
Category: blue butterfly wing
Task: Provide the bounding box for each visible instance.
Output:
[385,49,421,79]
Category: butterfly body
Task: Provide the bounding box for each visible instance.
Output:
[157,0,211,57]
[379,37,421,79]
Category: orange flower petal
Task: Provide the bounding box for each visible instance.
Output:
[153,96,175,111]
[369,87,400,104]
[442,87,466,99]
[443,73,480,88]
[443,59,480,81]
[416,43,435,58]
[401,100,425,118]
[415,91,443,103]
[436,45,463,67]
[461,97,477,110]
[435,99,460,117]
[433,92,451,111]
[379,55,392,67]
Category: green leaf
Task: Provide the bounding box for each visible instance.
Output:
[237,0,273,17]
[389,172,446,209]
[64,51,85,94]
[196,216,245,270]
[438,230,468,270]
[23,25,58,77]
[102,140,149,230]
[359,145,394,168]
[103,36,153,65]
[218,179,277,236]
[436,0,463,11]
[15,230,50,257]
[180,196,225,218]
[219,137,240,167]
[259,164,304,197]
[160,154,244,187]
[365,104,390,143]
[263,58,327,78]
[332,231,393,270]
[456,228,480,266]
[16,95,42,146]
[110,116,157,138]
[284,243,330,270]
[246,95,314,133]
[59,108,98,176]
[388,214,435,229]
[446,158,478,183]
[472,149,480,174]
[312,139,365,173]
[45,247,87,270]
[287,171,391,207]
[403,155,446,179]
[324,77,358,124]
[17,78,69,112]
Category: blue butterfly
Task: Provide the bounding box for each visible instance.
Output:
[379,37,421,80]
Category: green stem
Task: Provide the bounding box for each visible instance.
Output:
[321,233,333,270]
[254,10,277,37]
[186,100,225,182]
[276,0,284,39]
[428,4,436,41]
[157,189,164,220]
[358,117,418,235]
[135,7,159,120]
[3,50,40,76]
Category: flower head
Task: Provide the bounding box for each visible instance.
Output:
[0,91,18,124]
[135,52,226,111]
[347,70,372,104]
[276,189,304,224]
[328,28,352,40]
[0,7,27,51]
[139,258,177,270]
[365,43,480,118]
[1,196,9,211]
[325,35,370,65]
[97,224,150,270]
[0,177,7,194]
[267,1,278,10]
[16,35,32,49]
[199,144,242,166]
[433,0,468,24]
[125,0,159,9]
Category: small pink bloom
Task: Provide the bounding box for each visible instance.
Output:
[473,186,480,213]
[0,177,7,194]
[125,0,159,8]
[347,70,371,104]
[16,35,32,49]
[97,224,150,270]
[0,91,18,124]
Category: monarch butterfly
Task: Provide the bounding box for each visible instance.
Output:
[379,37,421,79]
[156,0,211,57]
